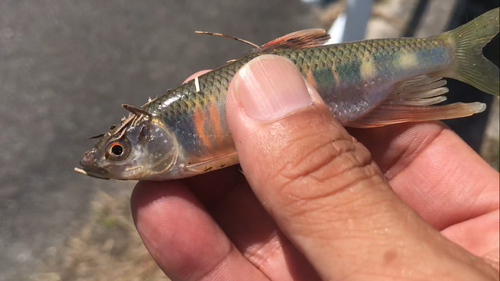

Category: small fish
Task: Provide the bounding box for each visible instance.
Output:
[76,8,499,180]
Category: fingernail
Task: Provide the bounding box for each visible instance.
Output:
[234,55,313,121]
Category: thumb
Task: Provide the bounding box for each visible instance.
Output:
[226,55,497,280]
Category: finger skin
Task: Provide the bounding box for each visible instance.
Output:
[349,123,499,230]
[207,180,321,281]
[131,181,268,281]
[350,123,499,268]
[183,167,321,280]
[442,209,500,270]
[135,166,321,281]
[226,55,499,280]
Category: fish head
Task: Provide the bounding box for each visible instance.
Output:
[78,116,179,180]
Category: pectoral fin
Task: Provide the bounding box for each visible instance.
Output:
[183,152,239,174]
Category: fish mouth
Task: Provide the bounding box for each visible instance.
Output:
[76,149,111,180]
[74,166,110,180]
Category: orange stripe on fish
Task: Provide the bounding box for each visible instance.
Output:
[207,101,223,148]
[192,106,212,150]
[305,70,317,89]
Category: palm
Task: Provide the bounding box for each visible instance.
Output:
[132,121,499,280]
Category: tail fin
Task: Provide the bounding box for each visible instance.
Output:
[442,8,499,96]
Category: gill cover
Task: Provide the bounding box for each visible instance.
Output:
[133,120,179,176]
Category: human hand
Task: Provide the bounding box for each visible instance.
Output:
[131,55,499,280]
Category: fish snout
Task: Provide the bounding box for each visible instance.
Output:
[80,149,99,168]
[78,149,111,179]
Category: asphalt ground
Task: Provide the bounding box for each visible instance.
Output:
[0,1,313,279]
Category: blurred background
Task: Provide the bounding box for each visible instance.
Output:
[0,0,498,280]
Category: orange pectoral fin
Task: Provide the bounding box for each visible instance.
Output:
[183,152,239,174]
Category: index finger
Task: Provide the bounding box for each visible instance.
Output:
[349,122,499,230]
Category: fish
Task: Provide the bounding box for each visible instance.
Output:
[76,8,499,180]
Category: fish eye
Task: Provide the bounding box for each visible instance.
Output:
[111,144,123,156]
[106,140,130,160]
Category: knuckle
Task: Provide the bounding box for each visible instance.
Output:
[271,133,384,216]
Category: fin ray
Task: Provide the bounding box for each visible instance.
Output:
[386,75,449,105]
[387,96,447,106]
[183,152,239,173]
[440,8,499,96]
[260,29,330,51]
[347,73,488,127]
[347,103,486,128]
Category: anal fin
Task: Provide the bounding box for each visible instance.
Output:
[347,103,486,128]
[347,75,487,128]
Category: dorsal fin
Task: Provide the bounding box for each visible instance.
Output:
[260,29,330,51]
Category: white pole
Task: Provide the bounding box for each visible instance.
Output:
[326,0,373,44]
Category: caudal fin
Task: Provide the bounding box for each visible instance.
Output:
[442,8,499,96]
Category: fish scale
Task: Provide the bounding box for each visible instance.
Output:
[77,8,499,180]
[142,30,481,167]
[142,36,451,163]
